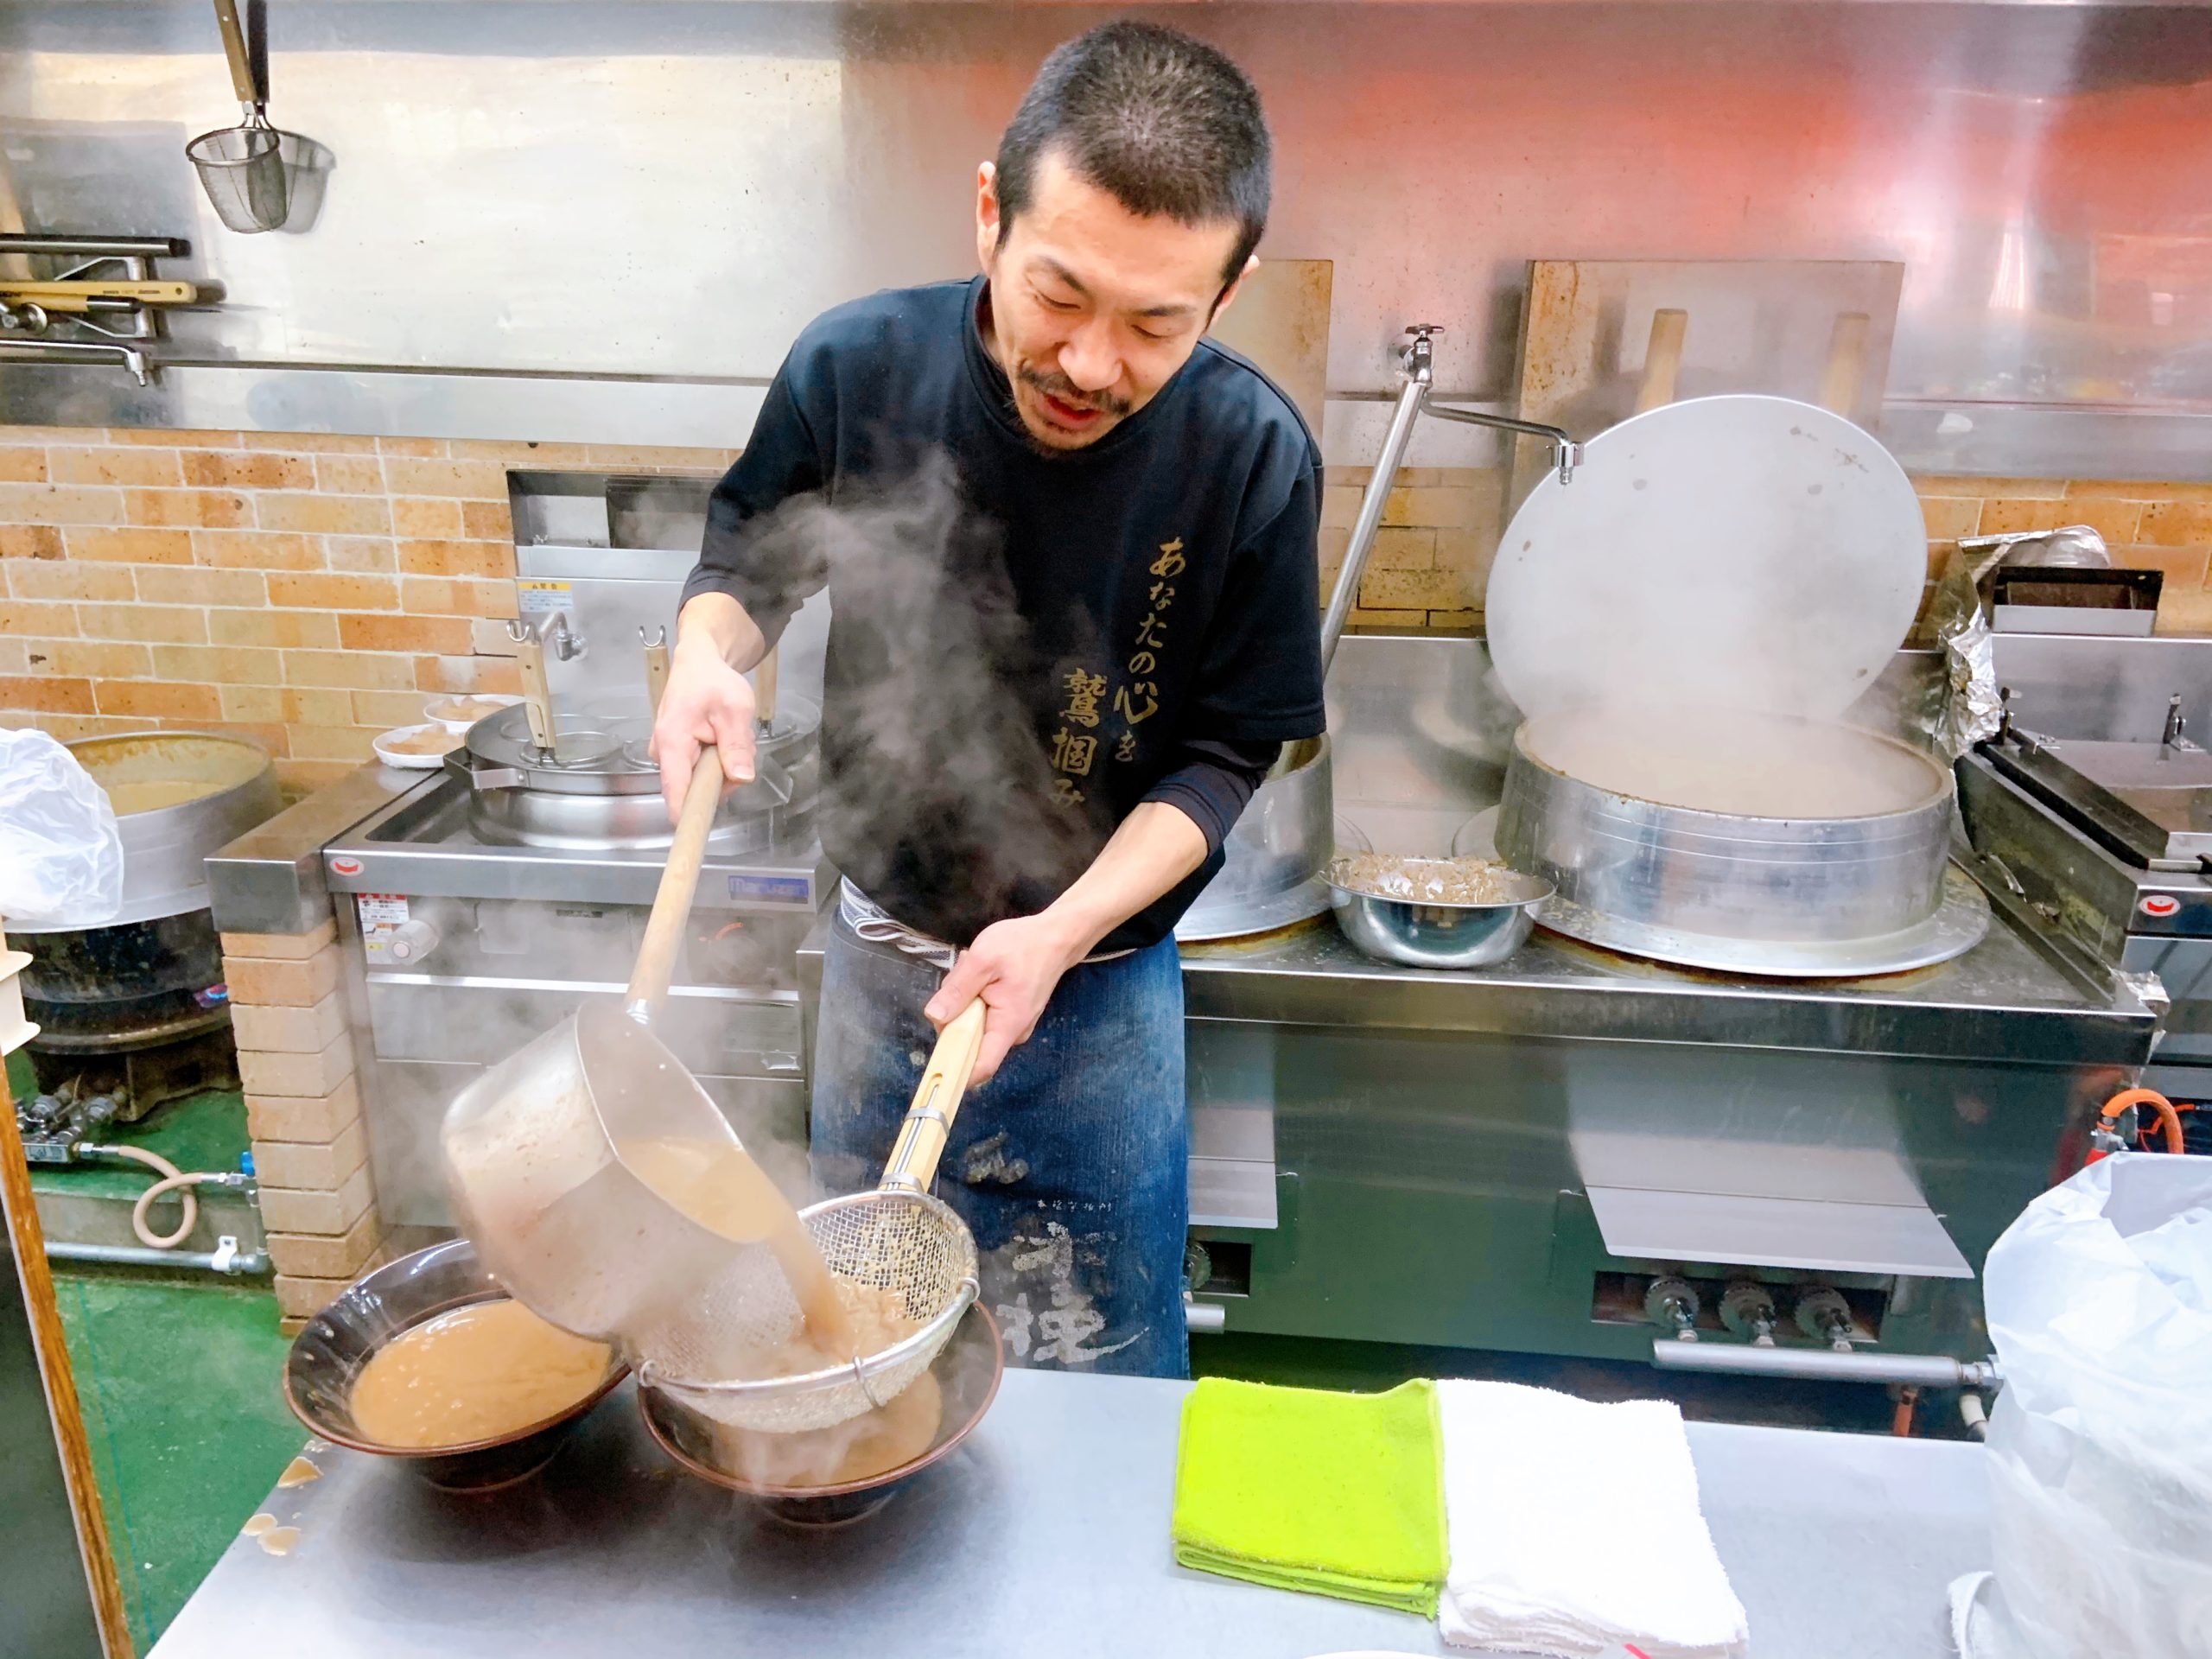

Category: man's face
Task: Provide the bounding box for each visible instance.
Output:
[976,149,1253,452]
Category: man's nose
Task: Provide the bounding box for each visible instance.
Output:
[1058,321,1122,394]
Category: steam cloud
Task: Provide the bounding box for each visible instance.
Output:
[740,450,1098,938]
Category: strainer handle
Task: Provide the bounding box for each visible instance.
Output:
[880,997,986,1192]
[213,0,264,111]
[625,745,724,1019]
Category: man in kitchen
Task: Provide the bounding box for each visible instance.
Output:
[652,19,1324,1379]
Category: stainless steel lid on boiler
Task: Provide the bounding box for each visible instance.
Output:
[1483,394,1928,723]
[1481,394,1986,977]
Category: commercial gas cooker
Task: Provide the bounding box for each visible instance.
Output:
[315,763,833,1232]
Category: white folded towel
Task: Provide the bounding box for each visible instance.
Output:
[1435,1380,1750,1658]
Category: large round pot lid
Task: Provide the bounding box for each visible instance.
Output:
[1483,394,1927,722]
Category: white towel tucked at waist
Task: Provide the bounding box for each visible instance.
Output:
[1436,1379,1749,1659]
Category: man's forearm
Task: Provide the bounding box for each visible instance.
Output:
[676,590,771,674]
[1035,800,1209,965]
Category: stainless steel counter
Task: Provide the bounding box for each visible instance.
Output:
[149,1370,1988,1659]
[1181,898,2157,1068]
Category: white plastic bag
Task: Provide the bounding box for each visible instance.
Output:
[0,727,122,927]
[1965,1154,2212,1659]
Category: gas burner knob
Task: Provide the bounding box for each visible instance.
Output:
[386,918,442,963]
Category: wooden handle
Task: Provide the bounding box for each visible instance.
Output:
[515,636,556,752]
[0,975,134,1657]
[1634,308,1688,414]
[626,747,724,1014]
[1819,312,1871,416]
[642,638,671,716]
[0,281,199,306]
[212,0,261,105]
[881,997,988,1192]
[753,646,779,728]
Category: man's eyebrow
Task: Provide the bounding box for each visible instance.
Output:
[1035,257,1091,298]
[1035,256,1199,321]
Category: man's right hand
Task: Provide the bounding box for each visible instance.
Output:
[648,635,760,823]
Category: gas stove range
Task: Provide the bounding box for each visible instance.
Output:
[321,771,831,913]
[321,769,832,1228]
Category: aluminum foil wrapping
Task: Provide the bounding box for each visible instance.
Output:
[1912,550,2003,760]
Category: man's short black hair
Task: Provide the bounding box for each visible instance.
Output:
[995,21,1271,287]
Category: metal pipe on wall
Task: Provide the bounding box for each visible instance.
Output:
[44,1240,269,1277]
[1320,357,1430,676]
[1651,1336,2001,1391]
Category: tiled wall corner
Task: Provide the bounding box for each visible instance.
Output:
[219,917,383,1328]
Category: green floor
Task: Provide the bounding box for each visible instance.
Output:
[12,1053,304,1654]
[54,1271,302,1651]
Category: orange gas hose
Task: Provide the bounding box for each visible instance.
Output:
[2100,1088,2186,1157]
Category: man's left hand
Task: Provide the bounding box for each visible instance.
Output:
[924,914,1085,1085]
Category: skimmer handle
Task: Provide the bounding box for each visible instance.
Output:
[880,998,986,1192]
[625,745,723,1020]
[213,1,261,109]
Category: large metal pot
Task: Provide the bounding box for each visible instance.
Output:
[1175,736,1332,941]
[23,732,281,928]
[14,732,280,1084]
[1495,711,1980,975]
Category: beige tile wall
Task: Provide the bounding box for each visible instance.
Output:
[1905,476,2212,632]
[5,425,2212,787]
[0,428,734,790]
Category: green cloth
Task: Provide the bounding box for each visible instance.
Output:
[1172,1376,1446,1617]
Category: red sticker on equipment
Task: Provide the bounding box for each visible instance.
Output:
[2142,894,2181,918]
[330,856,363,876]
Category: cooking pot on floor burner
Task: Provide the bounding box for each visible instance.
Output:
[1496,710,1986,976]
[1484,393,1988,976]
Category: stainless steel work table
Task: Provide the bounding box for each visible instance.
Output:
[151,1370,1989,1658]
[1179,896,2156,1069]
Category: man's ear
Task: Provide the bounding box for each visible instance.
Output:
[975,162,1002,275]
[1210,254,1262,326]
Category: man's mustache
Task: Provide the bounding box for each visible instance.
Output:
[1018,364,1133,417]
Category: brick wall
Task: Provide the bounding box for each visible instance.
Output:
[4,425,2212,787]
[0,428,733,791]
[1906,476,2212,631]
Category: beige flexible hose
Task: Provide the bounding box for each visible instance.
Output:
[99,1143,210,1249]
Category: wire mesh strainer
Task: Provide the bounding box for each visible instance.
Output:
[186,0,303,233]
[638,998,988,1433]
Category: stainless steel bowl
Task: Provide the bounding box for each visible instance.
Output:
[1325,856,1554,969]
[283,1238,626,1491]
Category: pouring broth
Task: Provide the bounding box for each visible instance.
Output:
[615,1135,862,1357]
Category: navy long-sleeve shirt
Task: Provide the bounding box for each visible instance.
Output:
[683,277,1325,950]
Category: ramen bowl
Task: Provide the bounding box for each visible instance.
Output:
[639,1303,1003,1528]
[283,1238,626,1492]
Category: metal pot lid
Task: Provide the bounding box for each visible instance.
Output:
[1484,395,1926,722]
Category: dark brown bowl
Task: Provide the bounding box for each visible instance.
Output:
[283,1238,627,1492]
[639,1302,1003,1527]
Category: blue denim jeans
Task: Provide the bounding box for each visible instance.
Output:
[810,914,1190,1379]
